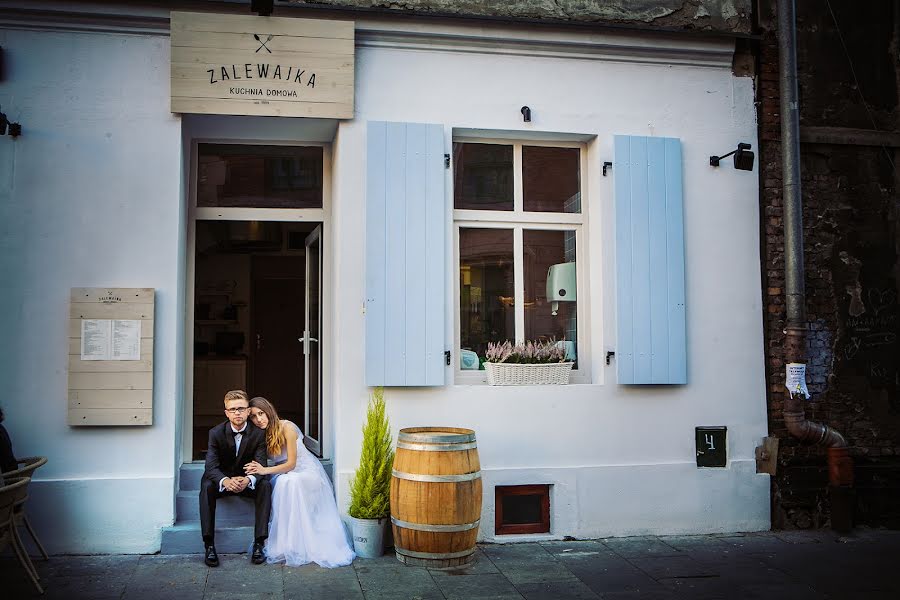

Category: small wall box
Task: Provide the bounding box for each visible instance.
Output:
[68,288,154,426]
[695,426,727,468]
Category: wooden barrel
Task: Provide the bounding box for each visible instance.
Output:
[390,427,482,568]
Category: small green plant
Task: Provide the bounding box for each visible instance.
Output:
[348,387,394,519]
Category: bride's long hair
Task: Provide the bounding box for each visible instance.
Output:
[249,396,286,455]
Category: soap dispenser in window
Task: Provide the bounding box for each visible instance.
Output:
[546,262,577,315]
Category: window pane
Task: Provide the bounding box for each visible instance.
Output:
[523,146,580,213]
[459,228,514,368]
[197,144,323,208]
[453,143,514,210]
[524,229,577,365]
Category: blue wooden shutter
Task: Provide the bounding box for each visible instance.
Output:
[614,135,687,384]
[366,121,446,386]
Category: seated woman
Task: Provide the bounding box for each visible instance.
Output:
[244,397,355,568]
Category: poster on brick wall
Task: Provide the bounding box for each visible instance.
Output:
[786,362,810,399]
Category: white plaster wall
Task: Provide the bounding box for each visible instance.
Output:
[0,18,769,552]
[0,28,182,553]
[332,41,769,538]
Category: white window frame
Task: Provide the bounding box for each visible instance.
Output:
[453,138,591,385]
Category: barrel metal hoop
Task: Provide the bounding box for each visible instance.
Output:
[394,547,477,560]
[398,432,476,444]
[392,469,481,483]
[397,441,478,452]
[391,516,480,532]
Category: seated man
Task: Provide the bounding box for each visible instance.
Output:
[199,389,271,567]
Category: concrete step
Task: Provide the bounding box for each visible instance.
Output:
[179,462,204,491]
[176,491,256,522]
[168,459,337,555]
[160,521,256,555]
[178,459,334,492]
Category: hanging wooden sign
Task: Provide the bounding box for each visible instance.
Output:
[170,11,355,119]
[68,288,155,426]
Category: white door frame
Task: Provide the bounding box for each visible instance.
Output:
[302,224,323,456]
[182,139,333,462]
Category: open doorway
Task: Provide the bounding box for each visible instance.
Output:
[191,220,323,460]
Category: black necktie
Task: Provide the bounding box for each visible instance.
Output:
[232,429,242,438]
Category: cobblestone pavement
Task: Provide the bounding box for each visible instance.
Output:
[4,529,900,599]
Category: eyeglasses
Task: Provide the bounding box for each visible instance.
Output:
[225,407,250,414]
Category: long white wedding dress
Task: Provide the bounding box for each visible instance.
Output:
[263,422,355,567]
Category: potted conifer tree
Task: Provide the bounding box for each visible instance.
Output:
[348,386,394,558]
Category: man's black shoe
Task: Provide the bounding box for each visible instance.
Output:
[251,541,265,564]
[204,544,219,567]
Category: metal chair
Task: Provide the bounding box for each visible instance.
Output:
[0,476,43,594]
[3,456,49,559]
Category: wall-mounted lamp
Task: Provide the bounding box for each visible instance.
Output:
[546,262,576,316]
[520,106,531,123]
[710,142,754,171]
[251,0,274,16]
[0,110,21,138]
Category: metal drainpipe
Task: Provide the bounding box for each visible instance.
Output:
[777,0,854,530]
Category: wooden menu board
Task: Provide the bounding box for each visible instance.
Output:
[68,288,154,426]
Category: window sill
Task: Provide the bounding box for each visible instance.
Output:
[454,371,592,386]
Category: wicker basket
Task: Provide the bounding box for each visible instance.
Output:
[484,362,574,385]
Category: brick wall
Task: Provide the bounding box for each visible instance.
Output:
[758,0,900,529]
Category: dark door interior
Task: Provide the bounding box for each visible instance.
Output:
[250,256,305,429]
[192,221,318,460]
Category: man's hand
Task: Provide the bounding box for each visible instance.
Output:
[231,476,250,493]
[222,477,242,493]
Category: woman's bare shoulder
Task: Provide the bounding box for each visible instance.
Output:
[281,420,301,437]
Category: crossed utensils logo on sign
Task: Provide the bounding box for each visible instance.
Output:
[254,33,273,53]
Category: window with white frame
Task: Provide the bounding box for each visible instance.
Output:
[454,140,587,381]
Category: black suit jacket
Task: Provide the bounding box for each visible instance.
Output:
[203,422,268,485]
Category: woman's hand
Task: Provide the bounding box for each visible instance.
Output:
[244,460,266,475]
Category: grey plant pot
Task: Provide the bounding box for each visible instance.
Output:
[349,515,387,558]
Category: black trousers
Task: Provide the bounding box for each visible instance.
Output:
[199,477,272,543]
